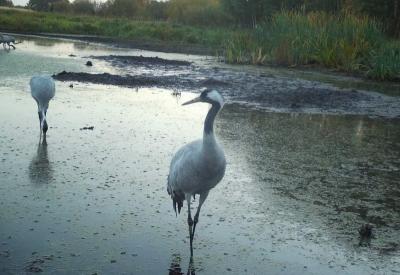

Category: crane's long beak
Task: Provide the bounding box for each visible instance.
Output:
[182,96,201,106]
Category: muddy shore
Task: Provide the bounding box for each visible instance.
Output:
[53,54,400,118]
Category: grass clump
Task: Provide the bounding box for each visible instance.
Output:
[222,11,400,80]
[367,42,400,80]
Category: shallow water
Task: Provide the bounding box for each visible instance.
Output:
[0,35,399,274]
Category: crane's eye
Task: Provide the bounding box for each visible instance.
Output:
[200,89,210,99]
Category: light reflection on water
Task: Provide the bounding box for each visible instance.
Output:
[218,105,400,245]
[29,137,53,185]
[0,35,399,274]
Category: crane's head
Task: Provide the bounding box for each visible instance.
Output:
[182,89,224,107]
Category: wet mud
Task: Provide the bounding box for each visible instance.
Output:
[80,126,94,130]
[92,55,192,67]
[53,54,400,118]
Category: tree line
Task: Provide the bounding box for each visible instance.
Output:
[0,0,13,7]
[1,0,399,36]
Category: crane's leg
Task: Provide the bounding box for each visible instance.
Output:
[38,111,43,141]
[42,133,47,144]
[185,194,194,256]
[187,255,195,275]
[191,191,209,246]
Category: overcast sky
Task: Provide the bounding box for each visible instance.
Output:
[13,0,30,6]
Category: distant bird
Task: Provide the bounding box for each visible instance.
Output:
[0,34,16,50]
[30,76,56,139]
[167,89,226,256]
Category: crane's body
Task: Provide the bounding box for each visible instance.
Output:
[167,89,226,255]
[168,138,225,210]
[30,76,55,137]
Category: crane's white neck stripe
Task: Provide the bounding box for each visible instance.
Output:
[207,90,224,107]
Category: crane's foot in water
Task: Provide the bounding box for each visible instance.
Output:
[187,256,195,275]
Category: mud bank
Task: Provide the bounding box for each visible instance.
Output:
[91,55,192,67]
[53,55,400,118]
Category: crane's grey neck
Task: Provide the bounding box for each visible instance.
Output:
[204,102,221,137]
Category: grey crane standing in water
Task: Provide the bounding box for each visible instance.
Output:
[1,34,17,50]
[167,89,226,256]
[30,76,55,140]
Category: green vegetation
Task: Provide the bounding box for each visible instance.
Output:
[367,41,400,80]
[0,8,230,47]
[0,0,399,81]
[220,0,400,37]
[222,11,400,80]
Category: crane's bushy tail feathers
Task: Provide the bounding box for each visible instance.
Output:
[173,198,183,216]
[167,177,184,216]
